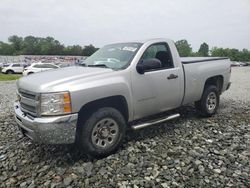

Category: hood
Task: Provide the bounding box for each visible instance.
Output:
[17,66,113,92]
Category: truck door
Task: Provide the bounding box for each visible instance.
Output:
[131,42,183,120]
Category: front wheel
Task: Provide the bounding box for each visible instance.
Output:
[77,107,126,158]
[195,85,220,117]
[6,70,14,74]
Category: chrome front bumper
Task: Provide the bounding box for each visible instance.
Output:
[14,101,78,144]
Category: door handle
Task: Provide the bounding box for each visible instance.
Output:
[167,74,178,79]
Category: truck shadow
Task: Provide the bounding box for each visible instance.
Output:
[24,100,236,165]
[25,105,200,164]
[125,105,199,142]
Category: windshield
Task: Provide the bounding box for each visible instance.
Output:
[83,43,142,70]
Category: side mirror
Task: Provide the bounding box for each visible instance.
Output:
[136,58,162,74]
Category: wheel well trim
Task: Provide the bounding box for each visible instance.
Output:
[204,75,224,94]
[6,69,14,72]
[77,95,129,122]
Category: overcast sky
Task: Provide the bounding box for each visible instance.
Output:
[0,0,250,51]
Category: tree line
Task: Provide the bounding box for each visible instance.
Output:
[175,39,250,62]
[0,35,250,61]
[0,35,98,56]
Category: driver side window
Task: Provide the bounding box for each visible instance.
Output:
[141,43,174,69]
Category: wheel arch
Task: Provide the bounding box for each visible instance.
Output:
[76,95,129,130]
[204,75,224,94]
[6,69,14,73]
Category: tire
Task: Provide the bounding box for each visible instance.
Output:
[6,70,14,74]
[77,107,126,158]
[195,85,220,117]
[28,72,34,75]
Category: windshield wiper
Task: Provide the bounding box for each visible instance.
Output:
[79,63,110,69]
[87,64,109,68]
[79,63,86,66]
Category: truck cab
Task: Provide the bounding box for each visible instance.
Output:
[130,39,185,119]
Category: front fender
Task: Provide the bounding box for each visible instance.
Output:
[70,75,133,121]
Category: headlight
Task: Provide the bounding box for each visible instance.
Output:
[40,92,71,116]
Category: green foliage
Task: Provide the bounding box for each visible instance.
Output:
[198,42,209,56]
[175,40,192,57]
[1,35,250,61]
[190,52,200,57]
[241,49,250,62]
[210,47,250,61]
[64,45,83,56]
[175,39,250,61]
[0,41,15,55]
[0,73,21,81]
[8,35,23,54]
[0,35,99,56]
[82,44,99,56]
[22,36,40,55]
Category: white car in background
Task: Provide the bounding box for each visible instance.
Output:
[1,63,27,74]
[23,63,59,76]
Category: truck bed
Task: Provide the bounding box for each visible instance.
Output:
[181,57,228,64]
[180,57,231,105]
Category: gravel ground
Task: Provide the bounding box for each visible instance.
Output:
[0,67,250,188]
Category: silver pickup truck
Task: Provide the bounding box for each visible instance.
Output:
[14,38,231,158]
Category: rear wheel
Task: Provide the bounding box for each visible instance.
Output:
[77,107,126,158]
[195,85,219,117]
[6,70,14,74]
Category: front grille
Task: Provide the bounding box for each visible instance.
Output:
[19,90,36,100]
[18,89,38,117]
[20,102,36,113]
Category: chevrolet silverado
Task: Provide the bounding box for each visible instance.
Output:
[14,38,231,158]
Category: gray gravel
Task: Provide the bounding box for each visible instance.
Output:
[0,81,16,117]
[222,67,250,102]
[0,67,250,187]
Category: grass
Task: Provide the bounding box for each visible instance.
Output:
[0,73,22,81]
